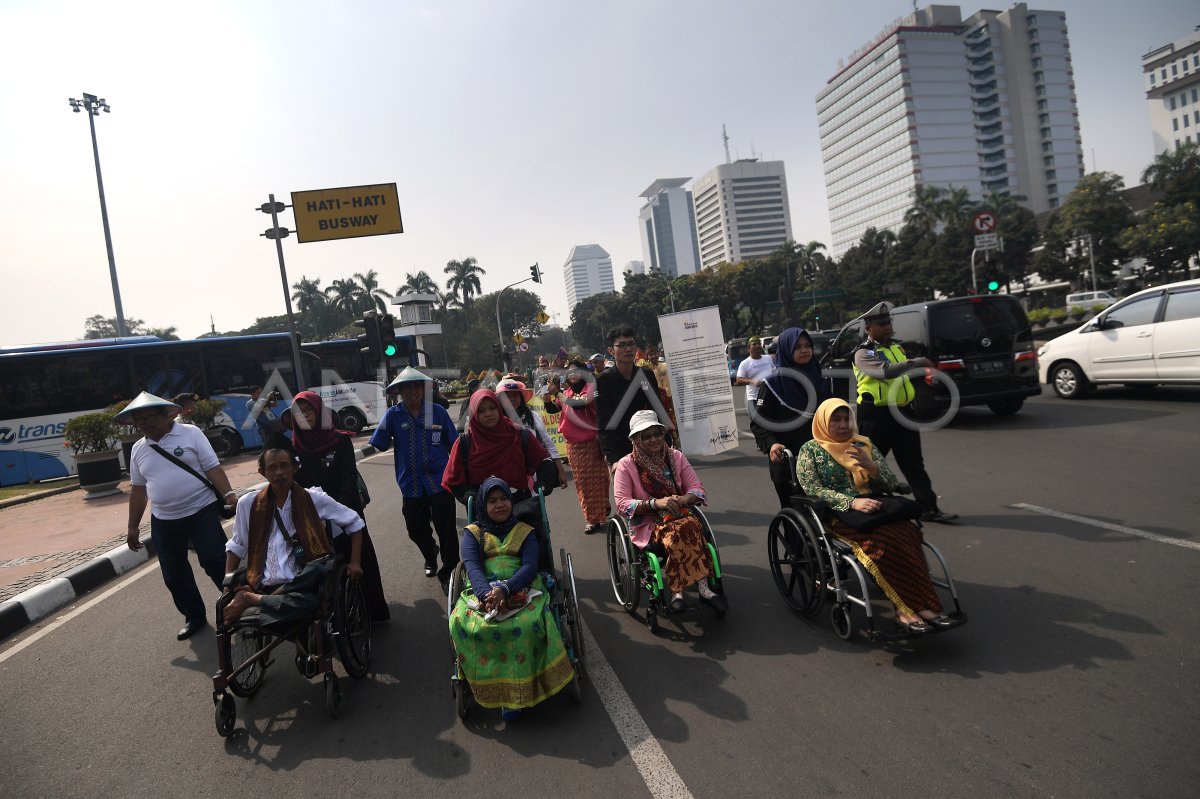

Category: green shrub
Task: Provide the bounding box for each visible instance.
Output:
[63,411,119,454]
[191,398,227,431]
[1026,307,1051,324]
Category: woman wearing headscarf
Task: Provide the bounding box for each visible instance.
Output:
[287,390,389,621]
[441,389,552,506]
[613,411,727,614]
[558,359,609,534]
[750,327,833,507]
[796,398,958,635]
[449,477,575,720]
[495,378,568,490]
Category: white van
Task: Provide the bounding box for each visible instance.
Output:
[1038,279,1200,398]
[1065,290,1117,310]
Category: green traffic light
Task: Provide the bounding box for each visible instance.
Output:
[383,343,397,357]
[987,280,1000,292]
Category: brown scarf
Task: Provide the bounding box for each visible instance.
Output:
[631,436,679,500]
[245,484,331,588]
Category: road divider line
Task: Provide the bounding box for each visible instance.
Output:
[1012,503,1200,551]
[579,619,693,799]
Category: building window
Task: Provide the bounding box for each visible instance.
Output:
[1193,89,1198,102]
[1162,68,1167,80]
[1174,118,1180,131]
[1041,126,1052,138]
[1186,115,1191,128]
[1030,42,1040,54]
[1183,92,1190,106]
[1032,56,1042,69]
[1172,63,1178,77]
[1037,99,1049,110]
[1150,72,1156,85]
[1171,96,1177,110]
[1048,197,1058,209]
[1046,169,1057,180]
[1038,112,1051,124]
[1194,110,1199,124]
[1033,71,1044,83]
[1042,141,1054,153]
[1047,184,1058,195]
[1044,155,1054,166]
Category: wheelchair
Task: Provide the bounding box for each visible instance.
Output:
[211,553,371,737]
[606,506,726,634]
[447,484,585,719]
[766,449,966,643]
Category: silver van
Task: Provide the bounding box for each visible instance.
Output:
[1065,291,1116,310]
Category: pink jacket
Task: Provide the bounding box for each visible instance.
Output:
[613,448,707,548]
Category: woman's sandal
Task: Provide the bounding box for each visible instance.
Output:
[925,614,959,630]
[898,618,931,635]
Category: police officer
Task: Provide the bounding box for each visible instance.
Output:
[853,302,957,523]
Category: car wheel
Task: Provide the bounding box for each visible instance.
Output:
[1051,362,1089,399]
[987,397,1024,416]
[338,408,367,434]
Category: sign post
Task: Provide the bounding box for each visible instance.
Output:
[970,211,1001,293]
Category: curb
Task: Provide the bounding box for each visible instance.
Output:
[0,482,82,510]
[0,444,376,644]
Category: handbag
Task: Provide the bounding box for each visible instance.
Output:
[356,472,371,507]
[832,493,922,532]
[149,444,237,519]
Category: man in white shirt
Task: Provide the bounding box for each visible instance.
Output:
[222,437,363,628]
[121,392,238,641]
[735,336,774,409]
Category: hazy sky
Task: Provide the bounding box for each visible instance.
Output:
[0,0,1192,345]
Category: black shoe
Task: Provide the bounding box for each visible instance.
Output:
[177,619,207,640]
[668,597,686,613]
[701,593,728,613]
[926,614,960,630]
[921,510,959,523]
[424,563,438,578]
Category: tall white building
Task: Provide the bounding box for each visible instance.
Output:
[623,260,645,276]
[817,3,1083,258]
[1142,30,1200,156]
[562,244,615,308]
[691,159,793,269]
[638,178,701,277]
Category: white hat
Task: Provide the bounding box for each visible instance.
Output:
[114,391,180,425]
[627,410,665,439]
[385,366,432,393]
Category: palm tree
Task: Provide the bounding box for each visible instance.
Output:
[397,270,439,295]
[444,257,486,308]
[290,276,325,313]
[325,278,363,317]
[354,269,393,313]
[794,240,828,282]
[1142,142,1200,207]
[937,186,974,229]
[905,185,944,232]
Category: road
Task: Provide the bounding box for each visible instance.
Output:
[1,388,1197,798]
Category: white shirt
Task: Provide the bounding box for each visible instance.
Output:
[736,354,775,404]
[129,422,221,520]
[226,487,365,586]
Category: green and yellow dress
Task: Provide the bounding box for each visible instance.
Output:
[449,522,574,709]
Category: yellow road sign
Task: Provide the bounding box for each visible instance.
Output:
[512,333,525,344]
[535,311,550,325]
[291,183,403,243]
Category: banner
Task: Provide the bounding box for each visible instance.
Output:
[527,395,568,459]
[656,306,739,456]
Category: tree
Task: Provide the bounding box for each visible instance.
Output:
[397,270,439,295]
[144,326,180,341]
[444,257,486,308]
[1056,171,1135,282]
[83,315,146,339]
[904,185,945,232]
[354,269,393,314]
[1120,201,1200,281]
[324,278,364,318]
[1142,142,1200,208]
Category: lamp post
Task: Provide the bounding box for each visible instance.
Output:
[69,93,128,338]
[495,269,536,372]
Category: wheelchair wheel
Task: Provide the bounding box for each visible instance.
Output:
[606,517,641,613]
[768,509,826,618]
[645,601,660,634]
[334,567,372,680]
[453,676,471,719]
[215,693,236,737]
[325,672,342,718]
[831,603,853,641]
[225,628,267,698]
[559,547,586,671]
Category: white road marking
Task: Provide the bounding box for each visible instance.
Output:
[0,558,159,664]
[579,619,694,799]
[1012,503,1200,551]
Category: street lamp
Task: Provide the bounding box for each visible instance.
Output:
[69,93,128,338]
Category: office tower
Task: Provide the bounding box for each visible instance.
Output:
[1142,29,1200,155]
[623,260,645,276]
[638,179,701,277]
[691,159,793,269]
[818,3,1083,258]
[563,244,615,308]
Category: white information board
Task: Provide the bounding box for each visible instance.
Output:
[657,306,739,456]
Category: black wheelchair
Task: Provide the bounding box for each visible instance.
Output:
[447,485,585,719]
[767,449,966,643]
[606,507,726,634]
[211,554,371,737]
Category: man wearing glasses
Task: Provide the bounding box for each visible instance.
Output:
[594,324,669,465]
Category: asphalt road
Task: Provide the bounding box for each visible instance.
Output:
[1,388,1197,798]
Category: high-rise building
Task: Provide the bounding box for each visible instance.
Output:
[817,3,1083,258]
[691,159,793,269]
[638,179,701,277]
[562,244,615,308]
[623,260,645,276]
[1142,30,1200,156]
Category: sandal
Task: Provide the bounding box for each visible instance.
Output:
[925,614,958,630]
[898,618,931,635]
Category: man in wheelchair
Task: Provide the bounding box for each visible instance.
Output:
[221,436,364,630]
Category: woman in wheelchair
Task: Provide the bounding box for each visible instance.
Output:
[448,477,575,720]
[796,399,956,635]
[613,411,727,614]
[221,437,363,629]
[442,389,552,507]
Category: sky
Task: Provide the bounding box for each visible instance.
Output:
[0,0,1193,346]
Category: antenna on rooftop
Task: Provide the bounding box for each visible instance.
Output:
[722,124,731,164]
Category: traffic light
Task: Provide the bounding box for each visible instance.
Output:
[378,313,399,358]
[356,314,382,360]
[530,263,542,284]
[984,272,1002,293]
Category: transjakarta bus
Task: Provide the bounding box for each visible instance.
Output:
[0,334,394,487]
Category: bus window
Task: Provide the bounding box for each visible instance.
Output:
[59,351,132,412]
[129,349,171,398]
[203,339,295,393]
[164,346,204,396]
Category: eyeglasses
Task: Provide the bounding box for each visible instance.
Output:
[638,430,664,441]
[614,341,638,350]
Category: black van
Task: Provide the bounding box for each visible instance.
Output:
[823,295,1041,417]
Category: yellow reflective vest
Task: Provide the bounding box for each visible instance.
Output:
[854,342,915,406]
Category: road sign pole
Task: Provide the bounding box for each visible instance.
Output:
[265,193,306,392]
[971,247,979,294]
